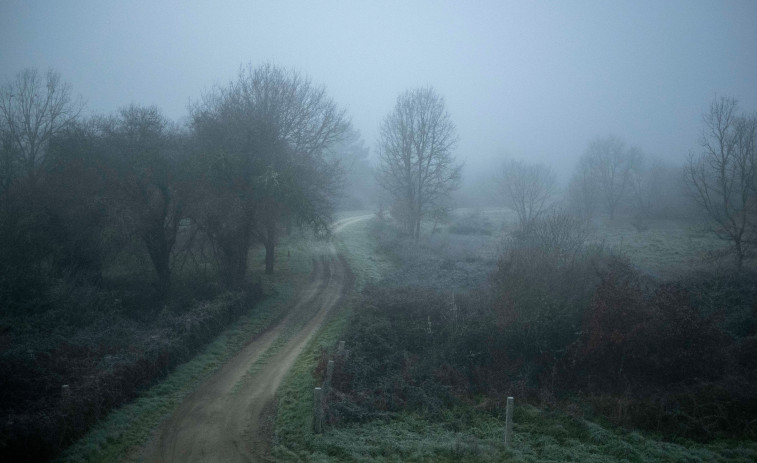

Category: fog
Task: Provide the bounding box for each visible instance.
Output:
[5,2,757,460]
[3,0,756,189]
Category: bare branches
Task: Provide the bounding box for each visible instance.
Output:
[685,96,757,269]
[495,159,556,228]
[0,69,83,181]
[571,135,641,220]
[377,87,461,240]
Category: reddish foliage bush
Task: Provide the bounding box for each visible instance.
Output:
[572,258,728,389]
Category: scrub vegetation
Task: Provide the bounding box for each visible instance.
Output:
[2,50,756,463]
[273,210,757,462]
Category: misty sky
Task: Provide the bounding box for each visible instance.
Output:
[2,0,756,182]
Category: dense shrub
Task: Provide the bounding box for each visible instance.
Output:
[447,210,493,235]
[489,211,601,360]
[332,214,757,442]
[0,281,261,462]
[327,287,496,424]
[682,269,757,338]
[571,258,729,389]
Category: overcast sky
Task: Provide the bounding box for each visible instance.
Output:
[2,0,756,181]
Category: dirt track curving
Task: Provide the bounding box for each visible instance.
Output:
[141,216,370,462]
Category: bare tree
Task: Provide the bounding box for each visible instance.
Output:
[686,96,757,270]
[377,87,461,240]
[495,159,556,229]
[576,135,641,220]
[567,154,599,220]
[328,127,374,210]
[0,124,16,199]
[0,69,82,185]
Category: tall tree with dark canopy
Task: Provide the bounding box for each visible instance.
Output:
[686,96,757,270]
[377,87,461,240]
[101,105,183,295]
[191,63,347,279]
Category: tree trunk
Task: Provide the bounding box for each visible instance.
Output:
[152,251,171,296]
[216,226,250,290]
[221,242,248,289]
[264,240,275,274]
[145,234,171,297]
[264,223,276,274]
[735,239,744,271]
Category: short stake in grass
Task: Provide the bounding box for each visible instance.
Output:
[313,387,324,434]
[337,340,345,354]
[324,360,335,394]
[505,396,514,448]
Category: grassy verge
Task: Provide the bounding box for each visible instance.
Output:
[272,216,392,460]
[334,216,393,290]
[293,405,757,463]
[56,232,317,463]
[271,294,356,461]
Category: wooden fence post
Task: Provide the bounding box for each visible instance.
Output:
[313,387,324,433]
[504,396,514,448]
[324,359,335,393]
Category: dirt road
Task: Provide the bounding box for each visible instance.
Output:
[141,216,370,462]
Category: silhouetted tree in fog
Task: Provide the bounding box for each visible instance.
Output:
[574,135,641,220]
[190,63,347,280]
[328,127,374,210]
[686,96,757,270]
[494,159,556,229]
[567,155,599,220]
[0,69,83,186]
[0,69,86,309]
[377,87,461,240]
[101,105,183,295]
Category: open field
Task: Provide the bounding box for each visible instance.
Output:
[444,208,744,279]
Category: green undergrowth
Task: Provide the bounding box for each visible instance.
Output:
[271,293,355,461]
[56,232,319,463]
[272,215,391,459]
[272,217,757,462]
[334,216,393,290]
[292,405,757,462]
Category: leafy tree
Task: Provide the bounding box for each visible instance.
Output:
[190,63,347,279]
[101,105,183,294]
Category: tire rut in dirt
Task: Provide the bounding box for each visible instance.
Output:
[141,249,348,463]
